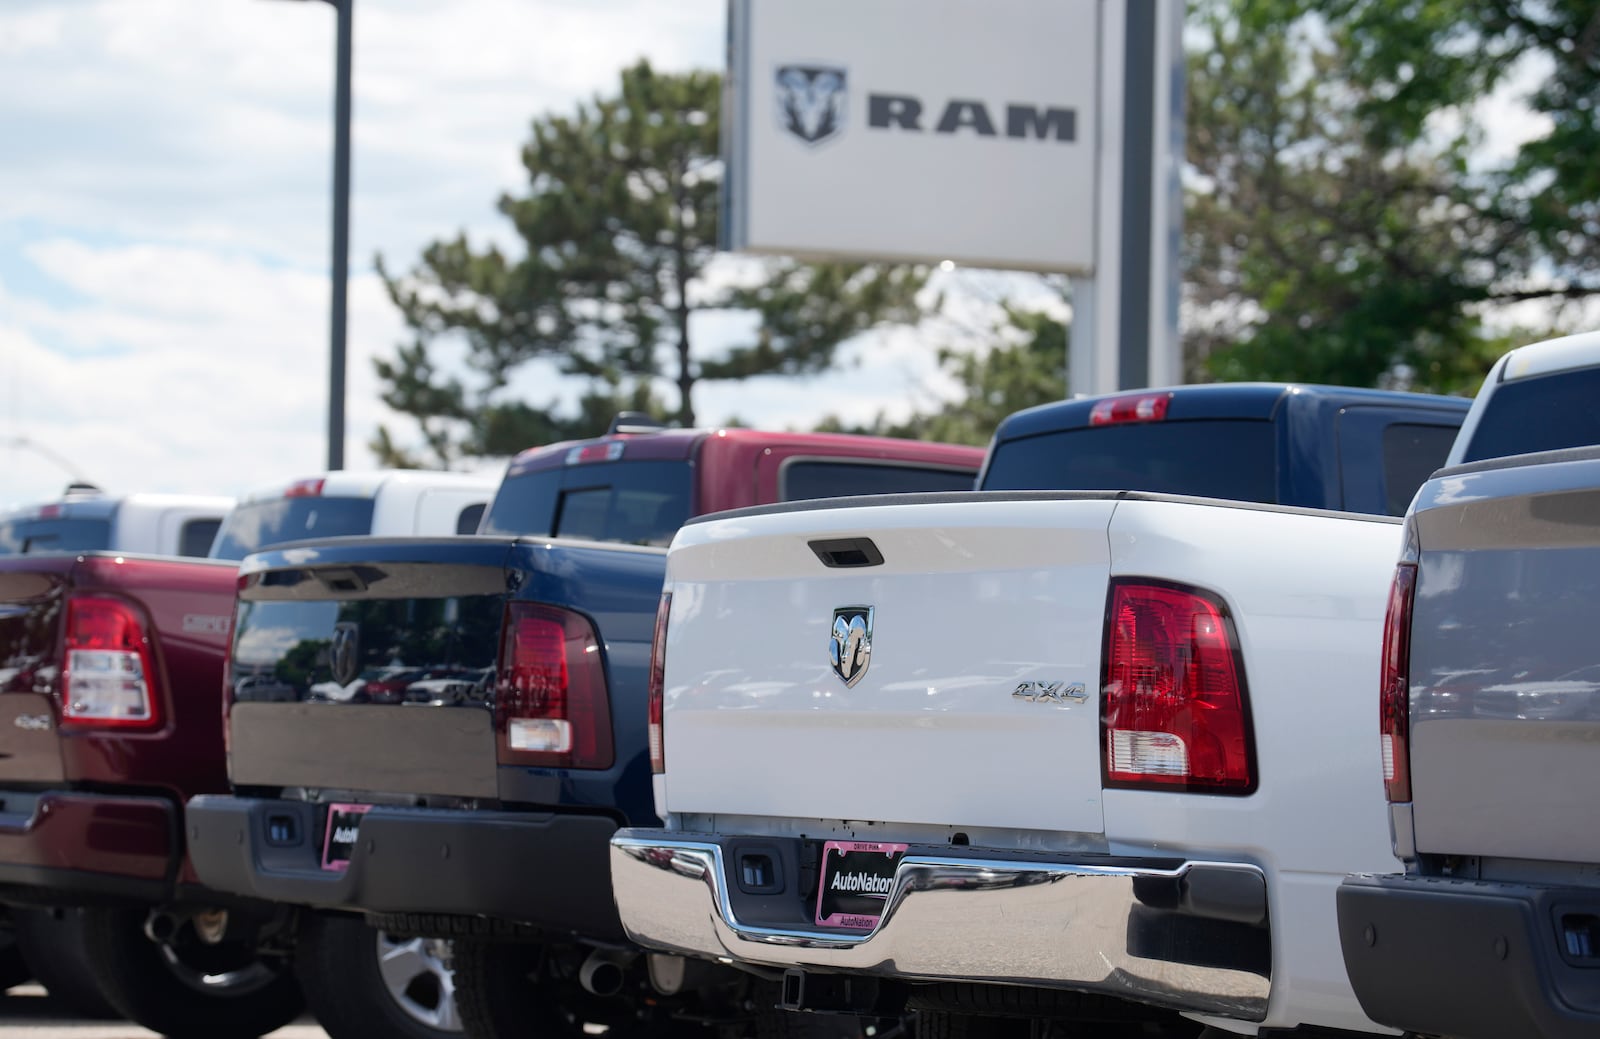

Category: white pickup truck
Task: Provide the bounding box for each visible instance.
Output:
[610,383,1473,1038]
[0,486,234,558]
[1338,330,1600,1039]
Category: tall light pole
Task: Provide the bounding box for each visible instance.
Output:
[270,0,353,470]
[6,436,93,490]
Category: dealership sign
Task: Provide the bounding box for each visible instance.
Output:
[724,0,1100,273]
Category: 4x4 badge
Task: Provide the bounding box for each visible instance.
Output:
[830,606,874,688]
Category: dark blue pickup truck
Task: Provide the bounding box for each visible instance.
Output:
[184,388,1467,1039]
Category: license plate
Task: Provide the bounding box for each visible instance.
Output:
[814,840,907,930]
[320,802,372,872]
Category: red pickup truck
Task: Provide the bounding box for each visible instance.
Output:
[0,470,496,1037]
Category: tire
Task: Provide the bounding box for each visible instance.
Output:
[294,913,464,1039]
[11,907,121,1018]
[453,939,554,1039]
[78,905,304,1039]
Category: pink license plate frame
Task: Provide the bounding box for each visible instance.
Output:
[320,802,373,872]
[814,840,907,930]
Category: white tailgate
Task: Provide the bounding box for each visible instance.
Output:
[660,496,1118,834]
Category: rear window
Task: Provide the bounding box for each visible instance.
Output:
[982,419,1277,502]
[178,518,223,558]
[210,497,377,561]
[480,460,692,547]
[1461,367,1600,463]
[781,461,976,500]
[1380,423,1460,516]
[0,518,113,556]
[455,503,486,536]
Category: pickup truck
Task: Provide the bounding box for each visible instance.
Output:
[0,468,497,1037]
[608,382,1472,1039]
[0,486,234,558]
[0,485,232,1000]
[1337,330,1600,1039]
[182,425,984,1039]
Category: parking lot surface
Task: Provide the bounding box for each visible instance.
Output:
[0,984,329,1039]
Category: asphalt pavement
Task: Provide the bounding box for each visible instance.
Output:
[0,984,329,1039]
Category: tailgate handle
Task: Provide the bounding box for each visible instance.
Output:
[809,538,883,568]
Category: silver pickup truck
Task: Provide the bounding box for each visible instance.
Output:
[1338,329,1600,1039]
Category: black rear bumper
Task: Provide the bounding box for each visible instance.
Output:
[186,794,624,942]
[1338,872,1600,1039]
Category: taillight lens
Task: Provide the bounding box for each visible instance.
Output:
[1101,579,1254,793]
[1089,392,1172,426]
[495,603,613,769]
[648,591,671,774]
[284,478,325,498]
[1380,563,1416,803]
[61,596,161,729]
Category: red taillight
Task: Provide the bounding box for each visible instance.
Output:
[648,591,671,775]
[61,596,161,729]
[38,504,63,519]
[1380,563,1416,803]
[1101,579,1254,793]
[1089,392,1172,426]
[495,603,613,769]
[284,478,325,498]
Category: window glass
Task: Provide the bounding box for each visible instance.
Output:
[1460,367,1600,463]
[455,503,486,536]
[479,470,560,537]
[1380,424,1460,516]
[781,461,976,501]
[210,498,377,560]
[485,461,692,545]
[178,518,222,558]
[0,518,113,556]
[552,462,692,547]
[983,420,1277,502]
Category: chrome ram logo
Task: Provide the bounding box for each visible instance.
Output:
[776,64,847,146]
[830,605,874,688]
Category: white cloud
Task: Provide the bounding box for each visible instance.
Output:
[0,0,1052,515]
[0,0,732,509]
[0,241,405,508]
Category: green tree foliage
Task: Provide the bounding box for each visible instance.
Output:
[1185,0,1594,392]
[373,61,926,467]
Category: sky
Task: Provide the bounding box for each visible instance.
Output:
[0,0,1000,509]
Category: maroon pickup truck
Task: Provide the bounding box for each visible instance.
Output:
[0,553,298,1035]
[0,472,495,1037]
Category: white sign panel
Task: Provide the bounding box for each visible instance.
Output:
[725,0,1100,273]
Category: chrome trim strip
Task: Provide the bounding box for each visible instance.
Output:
[610,833,1270,1021]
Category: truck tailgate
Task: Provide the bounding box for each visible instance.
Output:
[0,568,67,784]
[1408,458,1600,862]
[660,495,1118,833]
[229,540,516,798]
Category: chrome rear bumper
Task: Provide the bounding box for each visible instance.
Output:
[610,831,1271,1022]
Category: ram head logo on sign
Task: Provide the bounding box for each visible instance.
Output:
[775,64,847,146]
